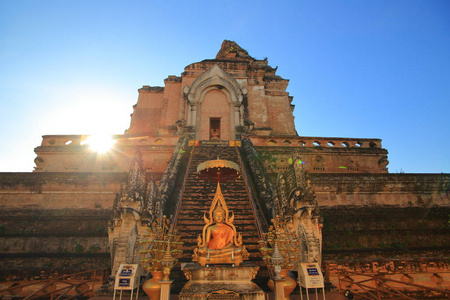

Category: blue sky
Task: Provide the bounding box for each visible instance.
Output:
[0,0,449,173]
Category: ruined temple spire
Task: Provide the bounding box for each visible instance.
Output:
[215,40,254,60]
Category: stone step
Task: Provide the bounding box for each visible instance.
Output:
[177,209,255,217]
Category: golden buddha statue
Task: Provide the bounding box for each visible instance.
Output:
[210,128,220,140]
[193,183,249,266]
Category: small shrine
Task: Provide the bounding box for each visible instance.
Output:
[179,158,265,300]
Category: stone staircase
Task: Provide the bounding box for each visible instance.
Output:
[174,142,263,263]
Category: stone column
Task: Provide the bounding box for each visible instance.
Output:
[188,105,196,127]
[273,277,286,300]
[234,103,241,127]
[158,280,173,300]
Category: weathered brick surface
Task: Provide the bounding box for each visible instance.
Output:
[0,209,111,274]
[0,173,124,276]
[310,173,449,207]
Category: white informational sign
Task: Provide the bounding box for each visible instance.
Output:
[114,264,140,290]
[298,262,325,288]
[113,264,141,300]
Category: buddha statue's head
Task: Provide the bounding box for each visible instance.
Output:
[213,206,225,223]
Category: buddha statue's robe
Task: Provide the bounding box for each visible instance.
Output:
[208,223,235,249]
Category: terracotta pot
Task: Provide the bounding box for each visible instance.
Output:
[268,269,297,300]
[142,271,164,300]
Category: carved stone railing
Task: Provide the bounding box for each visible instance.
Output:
[250,136,384,149]
[158,136,189,218]
[235,144,269,234]
[37,135,383,150]
[298,224,321,263]
[240,137,278,219]
[37,134,181,148]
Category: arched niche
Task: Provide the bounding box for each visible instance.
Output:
[183,65,247,140]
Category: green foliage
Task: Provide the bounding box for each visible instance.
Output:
[96,226,107,234]
[378,243,389,248]
[323,222,336,231]
[418,219,429,229]
[87,245,102,253]
[255,150,277,170]
[391,241,404,249]
[345,240,356,249]
[74,244,84,253]
[330,243,341,249]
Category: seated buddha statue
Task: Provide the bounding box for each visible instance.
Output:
[193,183,249,266]
[210,128,220,140]
[206,207,235,249]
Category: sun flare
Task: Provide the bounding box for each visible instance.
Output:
[82,135,116,153]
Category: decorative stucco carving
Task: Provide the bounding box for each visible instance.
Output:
[183,65,248,139]
[276,154,323,264]
[183,65,247,105]
[108,151,160,276]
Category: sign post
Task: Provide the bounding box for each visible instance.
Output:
[298,263,326,300]
[113,264,141,300]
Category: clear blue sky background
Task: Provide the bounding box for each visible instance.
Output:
[1,0,449,173]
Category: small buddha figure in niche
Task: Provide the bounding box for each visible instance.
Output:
[210,128,220,140]
[206,207,235,249]
[193,183,249,266]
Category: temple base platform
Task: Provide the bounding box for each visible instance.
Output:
[179,263,265,300]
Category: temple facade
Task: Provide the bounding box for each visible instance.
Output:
[33,40,388,176]
[0,41,449,297]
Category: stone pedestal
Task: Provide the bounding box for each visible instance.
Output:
[158,280,173,300]
[273,278,285,300]
[179,263,265,300]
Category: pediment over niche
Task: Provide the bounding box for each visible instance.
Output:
[183,65,247,105]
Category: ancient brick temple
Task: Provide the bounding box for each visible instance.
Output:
[0,41,449,296]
